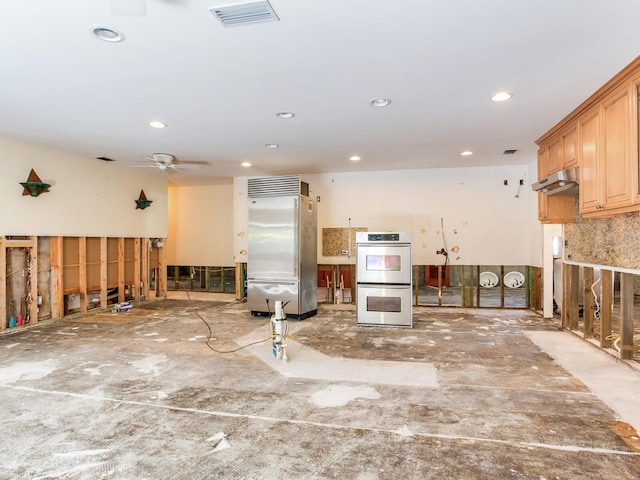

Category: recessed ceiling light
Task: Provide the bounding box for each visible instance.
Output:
[461,150,473,156]
[491,91,513,102]
[350,155,361,161]
[91,26,125,43]
[370,98,391,107]
[276,112,295,119]
[148,121,167,129]
[265,143,279,148]
[241,162,252,167]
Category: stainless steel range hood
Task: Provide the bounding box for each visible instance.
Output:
[531,167,579,196]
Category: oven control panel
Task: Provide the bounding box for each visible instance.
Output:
[356,232,411,244]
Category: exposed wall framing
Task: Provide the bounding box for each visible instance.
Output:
[562,263,640,362]
[1,236,167,330]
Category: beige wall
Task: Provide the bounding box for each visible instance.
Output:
[166,184,234,266]
[233,164,543,267]
[1,136,543,271]
[0,137,168,237]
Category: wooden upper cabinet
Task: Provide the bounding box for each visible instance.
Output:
[578,106,601,213]
[537,140,575,223]
[631,76,640,203]
[538,56,640,220]
[547,139,562,174]
[562,127,577,168]
[602,85,632,208]
[578,84,633,215]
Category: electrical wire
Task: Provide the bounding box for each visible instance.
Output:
[590,277,601,320]
[604,332,640,360]
[440,217,450,267]
[184,289,274,354]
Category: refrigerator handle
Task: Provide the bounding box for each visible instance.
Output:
[294,197,299,276]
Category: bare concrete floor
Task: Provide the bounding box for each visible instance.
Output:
[1,294,640,479]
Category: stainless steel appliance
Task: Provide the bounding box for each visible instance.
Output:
[247,175,317,319]
[531,167,578,196]
[356,232,412,327]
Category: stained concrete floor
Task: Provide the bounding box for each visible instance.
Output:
[1,293,640,479]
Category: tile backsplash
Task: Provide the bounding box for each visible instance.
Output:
[564,205,640,270]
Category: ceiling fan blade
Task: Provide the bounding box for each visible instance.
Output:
[174,164,200,170]
[109,0,147,17]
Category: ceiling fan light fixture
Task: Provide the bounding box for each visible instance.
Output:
[370,98,391,107]
[91,26,125,43]
[491,91,513,102]
[151,153,175,163]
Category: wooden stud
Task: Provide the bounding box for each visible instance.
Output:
[414,265,419,306]
[79,237,87,313]
[620,273,635,360]
[133,238,141,301]
[600,269,613,348]
[99,237,107,309]
[0,237,6,329]
[28,237,38,324]
[475,265,480,307]
[157,239,167,297]
[526,266,542,310]
[4,239,37,248]
[141,238,149,300]
[50,236,64,319]
[567,264,580,330]
[235,262,245,300]
[118,238,125,303]
[500,265,505,308]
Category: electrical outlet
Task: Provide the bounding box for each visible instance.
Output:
[341,250,348,255]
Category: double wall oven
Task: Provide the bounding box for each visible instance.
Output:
[356,232,412,327]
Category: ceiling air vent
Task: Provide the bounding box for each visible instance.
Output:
[210,1,279,27]
[503,149,518,155]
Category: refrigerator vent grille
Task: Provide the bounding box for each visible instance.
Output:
[248,175,301,197]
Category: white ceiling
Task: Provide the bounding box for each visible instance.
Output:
[2,0,640,186]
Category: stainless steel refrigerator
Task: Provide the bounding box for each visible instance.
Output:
[247,175,317,319]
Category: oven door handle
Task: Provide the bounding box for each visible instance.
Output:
[247,280,297,285]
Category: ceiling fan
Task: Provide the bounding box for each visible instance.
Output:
[127,153,201,172]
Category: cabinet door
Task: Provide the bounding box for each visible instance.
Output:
[602,87,632,208]
[632,80,640,203]
[548,139,562,174]
[562,127,577,168]
[538,192,548,221]
[578,107,601,213]
[537,149,549,221]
